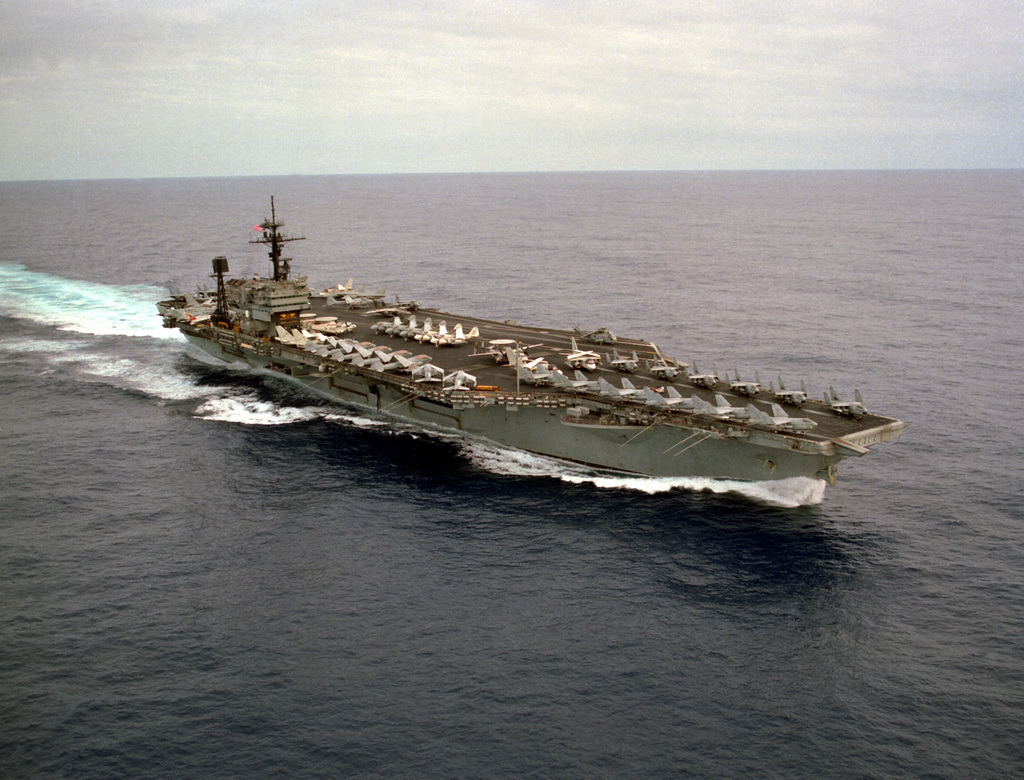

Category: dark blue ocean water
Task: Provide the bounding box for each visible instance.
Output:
[1,172,1022,778]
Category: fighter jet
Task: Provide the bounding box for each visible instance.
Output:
[371,315,402,335]
[713,393,752,419]
[349,341,379,360]
[646,358,683,381]
[159,292,215,324]
[824,387,867,418]
[318,278,355,304]
[608,349,640,373]
[392,352,432,373]
[746,403,818,432]
[320,278,354,296]
[771,377,809,406]
[597,376,644,400]
[390,294,420,311]
[687,362,719,389]
[443,370,477,391]
[552,369,601,393]
[351,355,402,372]
[729,370,762,397]
[691,394,751,420]
[340,285,387,308]
[412,363,445,383]
[642,386,696,409]
[514,356,556,386]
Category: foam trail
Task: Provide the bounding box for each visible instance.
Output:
[460,438,826,507]
[194,395,325,425]
[568,474,828,507]
[322,410,828,508]
[74,350,233,402]
[0,262,179,339]
[0,333,225,403]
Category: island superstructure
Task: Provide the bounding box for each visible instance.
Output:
[158,198,905,486]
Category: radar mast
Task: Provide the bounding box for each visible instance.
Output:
[249,196,305,281]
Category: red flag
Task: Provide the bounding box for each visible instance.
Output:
[252,224,263,232]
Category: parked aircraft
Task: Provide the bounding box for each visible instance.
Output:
[515,356,557,386]
[714,393,751,419]
[391,294,420,311]
[687,362,719,389]
[597,376,644,400]
[371,315,402,335]
[443,370,477,391]
[646,358,682,381]
[319,278,354,297]
[609,349,640,373]
[386,317,409,337]
[351,355,402,372]
[729,370,762,397]
[394,315,419,339]
[552,369,602,393]
[771,377,809,406]
[392,352,431,372]
[825,387,867,417]
[565,338,601,371]
[412,318,439,342]
[574,326,617,345]
[435,323,479,347]
[746,403,818,431]
[334,283,386,307]
[470,339,515,363]
[642,386,696,409]
[412,363,444,383]
[691,394,751,420]
[160,293,214,324]
[350,341,379,359]
[691,397,726,419]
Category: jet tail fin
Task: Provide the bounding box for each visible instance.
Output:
[643,387,667,406]
[747,404,769,425]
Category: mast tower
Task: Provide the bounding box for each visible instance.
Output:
[249,195,305,281]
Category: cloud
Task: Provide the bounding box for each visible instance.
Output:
[1,0,1022,179]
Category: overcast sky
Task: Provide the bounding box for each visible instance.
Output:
[2,0,1022,180]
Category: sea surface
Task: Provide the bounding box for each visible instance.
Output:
[1,171,1022,778]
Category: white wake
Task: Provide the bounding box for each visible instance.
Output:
[454,436,827,507]
[0,262,179,339]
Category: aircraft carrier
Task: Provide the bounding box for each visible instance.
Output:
[158,199,905,486]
